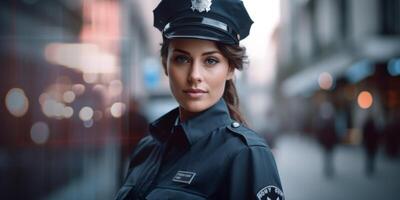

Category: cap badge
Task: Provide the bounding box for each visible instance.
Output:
[191,0,212,13]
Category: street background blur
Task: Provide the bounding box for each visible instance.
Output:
[1,0,400,199]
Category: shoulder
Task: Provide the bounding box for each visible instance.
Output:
[225,123,284,199]
[128,135,158,168]
[224,121,268,148]
[132,135,159,154]
[133,135,158,152]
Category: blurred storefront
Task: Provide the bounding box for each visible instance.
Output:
[0,0,159,199]
[276,0,400,151]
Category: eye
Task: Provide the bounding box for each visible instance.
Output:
[174,55,190,64]
[205,57,219,65]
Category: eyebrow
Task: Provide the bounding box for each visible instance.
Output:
[173,49,221,56]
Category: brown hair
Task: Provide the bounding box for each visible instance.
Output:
[160,39,248,124]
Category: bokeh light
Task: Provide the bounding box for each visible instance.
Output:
[79,106,94,121]
[72,84,86,95]
[83,119,94,128]
[93,84,107,94]
[387,58,400,76]
[5,88,29,117]
[63,106,74,118]
[357,91,373,109]
[83,73,98,84]
[63,91,76,103]
[110,102,126,118]
[42,99,65,118]
[39,93,49,105]
[318,72,333,90]
[30,121,50,145]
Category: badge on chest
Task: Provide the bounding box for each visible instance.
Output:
[172,170,196,184]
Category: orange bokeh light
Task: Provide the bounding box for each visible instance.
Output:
[357,91,373,109]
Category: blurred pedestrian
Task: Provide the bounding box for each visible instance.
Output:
[362,117,380,176]
[262,109,281,149]
[114,0,284,199]
[315,100,338,178]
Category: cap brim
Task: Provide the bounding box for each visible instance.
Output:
[164,26,236,44]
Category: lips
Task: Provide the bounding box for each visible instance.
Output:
[183,88,207,98]
[184,88,207,93]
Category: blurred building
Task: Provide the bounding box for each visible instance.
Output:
[276,0,400,145]
[0,0,157,199]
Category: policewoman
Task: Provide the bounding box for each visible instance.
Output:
[115,0,284,199]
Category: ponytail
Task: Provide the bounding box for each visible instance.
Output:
[216,43,248,125]
[223,79,247,125]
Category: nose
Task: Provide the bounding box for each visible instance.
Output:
[187,60,203,84]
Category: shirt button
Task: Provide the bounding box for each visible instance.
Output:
[231,122,240,128]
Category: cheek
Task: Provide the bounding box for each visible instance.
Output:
[208,70,229,95]
[168,67,185,90]
[211,79,227,95]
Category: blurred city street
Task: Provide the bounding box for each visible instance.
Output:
[1,0,400,199]
[275,134,400,200]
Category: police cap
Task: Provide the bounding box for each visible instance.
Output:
[153,0,253,44]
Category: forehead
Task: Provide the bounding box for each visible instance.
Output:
[168,39,219,53]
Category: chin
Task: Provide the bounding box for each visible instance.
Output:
[180,99,213,113]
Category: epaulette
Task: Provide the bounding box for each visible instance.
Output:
[226,121,268,147]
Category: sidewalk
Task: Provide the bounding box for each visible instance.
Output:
[45,143,119,200]
[274,134,400,200]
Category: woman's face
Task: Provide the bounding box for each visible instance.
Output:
[165,39,233,114]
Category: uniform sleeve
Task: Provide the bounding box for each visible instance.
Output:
[227,146,284,200]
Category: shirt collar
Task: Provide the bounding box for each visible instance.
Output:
[149,98,232,146]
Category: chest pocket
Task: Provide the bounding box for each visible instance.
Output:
[146,186,207,200]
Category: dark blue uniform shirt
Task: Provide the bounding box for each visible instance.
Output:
[115,99,284,200]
